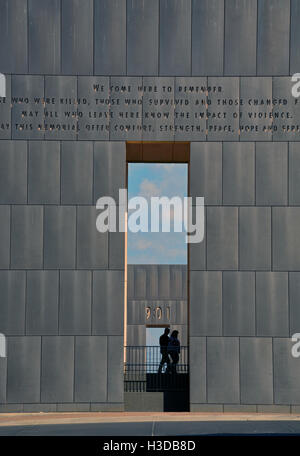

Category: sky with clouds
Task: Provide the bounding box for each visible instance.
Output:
[127,163,187,264]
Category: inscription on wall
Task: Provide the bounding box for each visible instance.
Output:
[1,76,299,141]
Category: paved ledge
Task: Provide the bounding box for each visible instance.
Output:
[0,412,300,427]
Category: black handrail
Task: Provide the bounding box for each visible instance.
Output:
[124,346,189,392]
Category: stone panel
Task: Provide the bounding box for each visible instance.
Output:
[29,0,61,74]
[144,265,158,299]
[273,208,300,270]
[257,0,290,75]
[0,141,27,204]
[77,206,108,269]
[190,142,222,205]
[94,142,126,204]
[289,143,300,204]
[190,271,222,336]
[256,272,289,336]
[170,266,187,299]
[189,234,206,271]
[74,336,107,402]
[159,0,191,76]
[127,301,146,326]
[92,271,124,335]
[109,231,125,270]
[157,265,171,298]
[291,0,300,75]
[7,337,41,403]
[256,142,288,205]
[192,0,224,76]
[132,265,147,299]
[61,0,93,75]
[172,301,188,325]
[240,338,273,404]
[61,142,93,204]
[59,271,92,335]
[44,206,76,269]
[239,207,271,270]
[223,142,255,205]
[127,0,159,76]
[41,336,74,403]
[207,337,240,404]
[0,0,27,73]
[0,357,7,403]
[11,206,43,269]
[224,0,257,76]
[94,0,126,75]
[207,207,238,270]
[223,272,255,336]
[28,141,60,204]
[190,337,206,404]
[107,336,123,403]
[0,272,25,336]
[26,271,59,336]
[0,206,10,269]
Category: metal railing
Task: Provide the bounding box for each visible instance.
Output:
[124,346,189,392]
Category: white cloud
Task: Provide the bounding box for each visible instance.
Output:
[136,239,153,250]
[155,163,176,172]
[139,179,161,199]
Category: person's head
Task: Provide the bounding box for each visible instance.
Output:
[164,328,170,335]
[171,330,179,339]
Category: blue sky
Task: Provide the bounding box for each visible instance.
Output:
[127,163,187,264]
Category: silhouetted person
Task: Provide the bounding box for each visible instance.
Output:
[168,330,180,373]
[158,328,170,373]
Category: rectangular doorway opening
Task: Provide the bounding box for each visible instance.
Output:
[124,142,190,412]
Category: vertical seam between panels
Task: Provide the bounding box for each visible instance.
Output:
[125,0,127,76]
[27,0,29,73]
[190,0,192,76]
[223,0,226,76]
[256,0,258,76]
[158,0,160,75]
[289,0,291,75]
